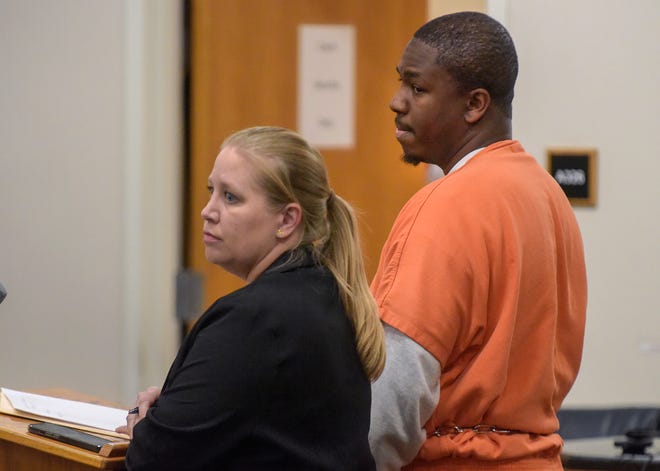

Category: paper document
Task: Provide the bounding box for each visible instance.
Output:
[0,387,128,438]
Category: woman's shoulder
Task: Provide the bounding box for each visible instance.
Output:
[204,263,334,321]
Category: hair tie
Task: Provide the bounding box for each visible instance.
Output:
[327,189,336,206]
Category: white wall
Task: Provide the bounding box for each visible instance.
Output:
[0,0,181,405]
[507,0,660,405]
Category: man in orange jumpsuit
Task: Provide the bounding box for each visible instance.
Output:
[369,11,587,470]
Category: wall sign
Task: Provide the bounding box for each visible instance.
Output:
[297,24,355,149]
[547,148,597,207]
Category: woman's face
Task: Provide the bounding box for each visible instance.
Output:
[201,146,286,282]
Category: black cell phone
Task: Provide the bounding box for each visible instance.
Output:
[28,422,111,453]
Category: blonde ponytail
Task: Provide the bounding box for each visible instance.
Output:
[319,192,385,380]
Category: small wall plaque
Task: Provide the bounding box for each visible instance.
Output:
[547,148,597,207]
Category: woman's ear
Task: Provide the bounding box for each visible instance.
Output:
[276,203,302,239]
[464,88,491,124]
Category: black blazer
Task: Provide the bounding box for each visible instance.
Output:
[126,251,375,470]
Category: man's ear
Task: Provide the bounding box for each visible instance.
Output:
[464,88,491,124]
[276,203,302,239]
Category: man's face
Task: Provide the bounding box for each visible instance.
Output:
[390,39,469,171]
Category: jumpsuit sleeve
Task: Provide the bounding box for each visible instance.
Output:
[369,323,441,470]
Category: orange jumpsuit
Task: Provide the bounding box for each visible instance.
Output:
[371,141,587,470]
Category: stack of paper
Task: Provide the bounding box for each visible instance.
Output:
[0,387,129,438]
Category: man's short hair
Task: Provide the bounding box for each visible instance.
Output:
[414,11,518,118]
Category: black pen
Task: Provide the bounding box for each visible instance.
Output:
[128,406,139,414]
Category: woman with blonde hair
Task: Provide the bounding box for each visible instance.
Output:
[118,126,385,470]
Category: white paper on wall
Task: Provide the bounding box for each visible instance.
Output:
[297,24,355,149]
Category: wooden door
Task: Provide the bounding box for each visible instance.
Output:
[187,0,427,309]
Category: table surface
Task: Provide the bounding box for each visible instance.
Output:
[0,388,128,469]
[562,435,659,470]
